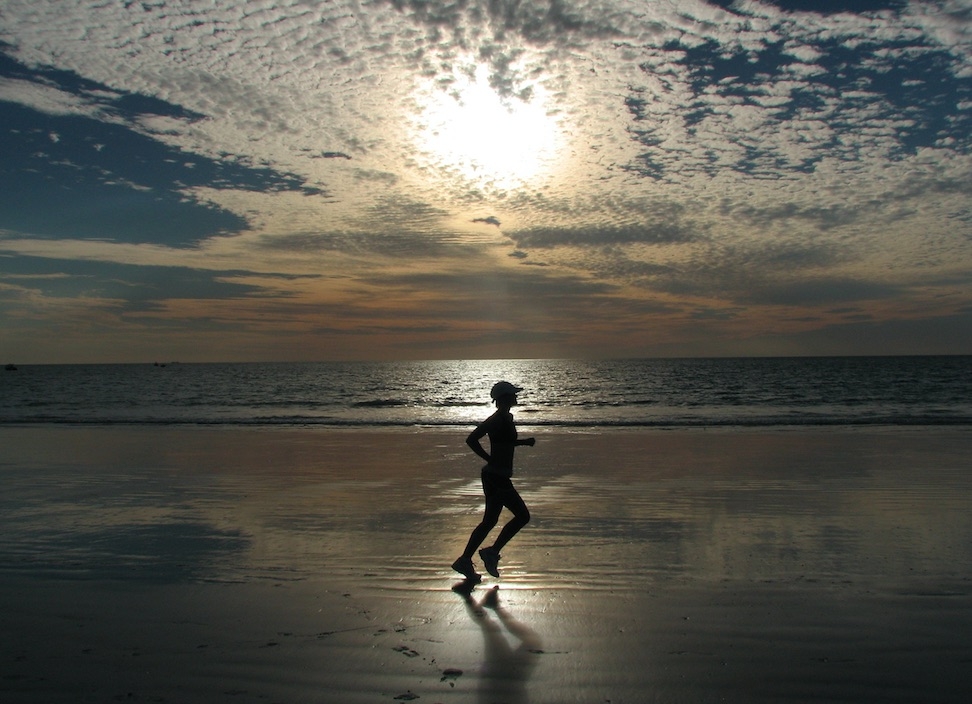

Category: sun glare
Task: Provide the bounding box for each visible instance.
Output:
[415,64,562,189]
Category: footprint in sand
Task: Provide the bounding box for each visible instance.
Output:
[440,667,463,684]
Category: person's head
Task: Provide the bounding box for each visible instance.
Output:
[490,381,523,408]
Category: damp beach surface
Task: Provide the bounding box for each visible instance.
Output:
[1,426,971,703]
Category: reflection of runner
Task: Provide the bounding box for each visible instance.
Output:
[457,586,541,704]
[452,382,535,581]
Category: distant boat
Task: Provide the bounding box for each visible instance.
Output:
[5,363,17,371]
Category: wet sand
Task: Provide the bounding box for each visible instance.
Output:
[1,426,971,703]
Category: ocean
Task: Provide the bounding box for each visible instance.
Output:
[2,356,970,428]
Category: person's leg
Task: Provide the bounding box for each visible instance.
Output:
[490,482,530,552]
[460,475,504,559]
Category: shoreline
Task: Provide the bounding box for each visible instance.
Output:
[3,420,972,431]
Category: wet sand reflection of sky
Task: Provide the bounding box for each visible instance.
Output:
[2,428,969,595]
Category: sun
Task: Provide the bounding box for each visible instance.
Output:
[414,63,562,189]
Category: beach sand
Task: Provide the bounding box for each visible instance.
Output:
[1,426,971,703]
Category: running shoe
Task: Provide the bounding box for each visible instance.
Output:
[479,547,501,578]
[451,556,481,582]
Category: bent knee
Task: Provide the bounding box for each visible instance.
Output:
[479,516,500,531]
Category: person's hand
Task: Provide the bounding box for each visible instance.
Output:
[526,437,536,447]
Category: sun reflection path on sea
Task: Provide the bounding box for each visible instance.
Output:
[411,61,566,190]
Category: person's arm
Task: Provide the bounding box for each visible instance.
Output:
[466,424,492,464]
[516,437,536,447]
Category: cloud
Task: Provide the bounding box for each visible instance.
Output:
[0,255,277,312]
[622,25,972,183]
[385,0,627,47]
[257,193,476,259]
[560,233,860,308]
[719,198,863,231]
[739,277,904,307]
[0,50,325,247]
[750,1,908,15]
[510,221,702,248]
[258,229,462,259]
[361,268,620,317]
[0,1,970,361]
[473,215,502,226]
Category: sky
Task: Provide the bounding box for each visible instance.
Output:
[1,0,971,363]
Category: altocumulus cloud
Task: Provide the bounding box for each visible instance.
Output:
[0,0,970,360]
[0,51,324,248]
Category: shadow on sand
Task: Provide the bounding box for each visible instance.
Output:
[453,581,542,704]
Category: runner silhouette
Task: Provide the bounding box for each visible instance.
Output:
[452,381,535,581]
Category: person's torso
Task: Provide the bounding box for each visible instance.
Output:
[485,411,517,473]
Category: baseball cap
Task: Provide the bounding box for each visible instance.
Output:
[490,381,524,400]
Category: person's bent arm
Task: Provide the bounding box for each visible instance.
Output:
[466,426,492,464]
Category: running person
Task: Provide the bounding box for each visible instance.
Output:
[452,381,535,581]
